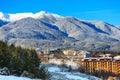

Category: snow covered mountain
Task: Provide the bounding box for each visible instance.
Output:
[0,11,120,51]
[0,11,63,22]
[0,19,8,27]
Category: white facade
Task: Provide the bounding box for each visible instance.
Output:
[79,50,91,58]
[114,55,120,60]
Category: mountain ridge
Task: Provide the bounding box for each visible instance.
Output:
[0,11,120,51]
[0,11,64,22]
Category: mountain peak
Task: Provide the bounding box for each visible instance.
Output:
[0,11,64,22]
[34,11,64,19]
[37,11,47,14]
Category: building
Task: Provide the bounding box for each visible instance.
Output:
[79,50,92,58]
[81,58,120,76]
[114,55,120,60]
[63,50,76,56]
[98,54,113,58]
[112,60,120,75]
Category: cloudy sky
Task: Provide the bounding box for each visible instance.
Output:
[0,0,120,25]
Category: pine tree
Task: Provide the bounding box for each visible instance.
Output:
[0,41,51,79]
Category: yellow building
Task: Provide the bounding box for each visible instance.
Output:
[81,58,120,76]
[112,60,120,75]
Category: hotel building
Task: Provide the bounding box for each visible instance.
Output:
[81,57,120,76]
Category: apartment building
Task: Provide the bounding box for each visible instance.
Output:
[81,57,120,76]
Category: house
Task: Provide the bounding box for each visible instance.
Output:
[78,50,91,58]
[63,50,76,56]
[114,55,120,60]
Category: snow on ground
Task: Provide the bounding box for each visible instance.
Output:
[0,75,31,80]
[48,66,87,80]
[0,64,101,80]
[65,72,88,80]
[0,75,41,80]
[48,66,61,72]
[47,64,101,80]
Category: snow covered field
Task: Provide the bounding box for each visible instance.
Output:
[47,64,101,80]
[0,75,41,80]
[0,75,31,80]
[0,64,101,80]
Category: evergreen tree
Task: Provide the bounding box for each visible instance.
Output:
[0,41,51,79]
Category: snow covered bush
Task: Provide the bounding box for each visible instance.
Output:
[0,67,10,75]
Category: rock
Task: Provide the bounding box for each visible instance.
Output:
[0,67,10,75]
[20,70,34,78]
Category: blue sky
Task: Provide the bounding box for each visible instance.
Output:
[0,0,120,26]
